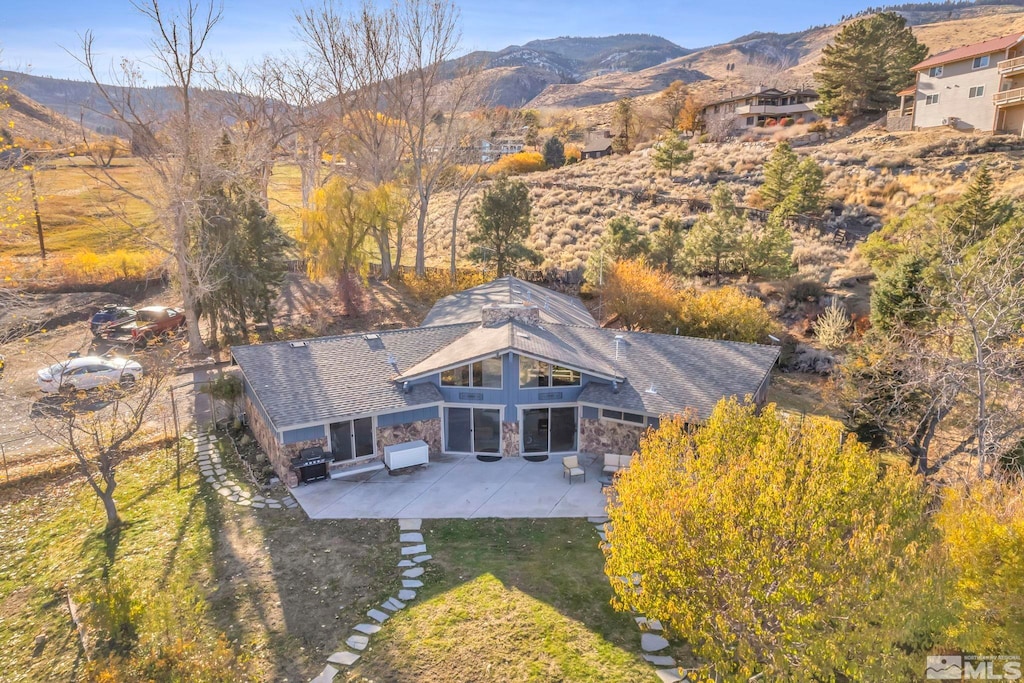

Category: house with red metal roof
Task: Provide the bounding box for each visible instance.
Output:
[897,32,1024,134]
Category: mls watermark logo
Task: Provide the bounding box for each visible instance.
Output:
[927,656,963,680]
[927,654,1022,680]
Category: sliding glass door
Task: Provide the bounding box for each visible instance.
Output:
[329,417,375,462]
[445,407,501,454]
[522,406,577,454]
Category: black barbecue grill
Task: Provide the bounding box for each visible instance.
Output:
[292,446,328,484]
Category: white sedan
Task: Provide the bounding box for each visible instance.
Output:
[36,356,144,393]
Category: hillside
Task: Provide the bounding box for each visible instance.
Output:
[1,84,81,146]
[529,1,1024,109]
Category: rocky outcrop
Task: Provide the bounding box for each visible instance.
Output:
[579,418,646,456]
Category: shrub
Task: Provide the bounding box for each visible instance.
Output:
[490,151,546,176]
[400,269,488,305]
[786,277,826,303]
[808,121,828,133]
[675,286,775,343]
[812,299,851,350]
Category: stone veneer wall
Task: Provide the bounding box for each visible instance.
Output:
[579,418,646,456]
[501,421,520,456]
[376,418,442,456]
[245,394,331,488]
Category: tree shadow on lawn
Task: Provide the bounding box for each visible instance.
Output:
[352,517,685,683]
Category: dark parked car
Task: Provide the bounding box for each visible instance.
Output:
[90,304,136,335]
[99,306,186,348]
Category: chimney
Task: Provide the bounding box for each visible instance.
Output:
[481,303,541,327]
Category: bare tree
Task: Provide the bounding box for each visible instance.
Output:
[33,358,169,531]
[76,0,229,357]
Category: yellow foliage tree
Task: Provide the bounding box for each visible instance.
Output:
[936,479,1024,652]
[490,151,546,176]
[602,258,679,331]
[605,400,931,681]
[676,286,774,343]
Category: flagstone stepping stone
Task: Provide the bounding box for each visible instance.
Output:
[237,499,251,506]
[238,490,252,498]
[367,609,390,623]
[353,623,381,636]
[218,488,232,497]
[402,567,424,578]
[397,560,416,568]
[384,597,405,610]
[647,619,663,631]
[401,544,427,556]
[310,664,338,683]
[400,532,423,543]
[214,468,227,475]
[268,502,281,509]
[598,532,607,542]
[641,633,670,652]
[402,579,423,588]
[398,589,416,601]
[656,669,683,683]
[228,495,240,503]
[398,518,422,531]
[413,554,432,563]
[284,499,298,508]
[252,495,264,502]
[251,502,265,509]
[635,616,647,627]
[205,476,217,483]
[644,654,676,666]
[328,651,360,666]
[587,516,609,523]
[346,634,369,651]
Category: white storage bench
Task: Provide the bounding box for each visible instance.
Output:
[383,440,429,470]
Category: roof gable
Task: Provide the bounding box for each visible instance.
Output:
[421,276,597,327]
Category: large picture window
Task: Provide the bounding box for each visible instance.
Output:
[519,357,581,388]
[441,358,502,388]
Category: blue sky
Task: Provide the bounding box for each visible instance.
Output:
[3,0,879,81]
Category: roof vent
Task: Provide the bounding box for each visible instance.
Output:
[387,354,399,372]
[646,383,658,395]
[289,341,309,348]
[614,334,624,360]
[364,333,385,351]
[516,332,530,339]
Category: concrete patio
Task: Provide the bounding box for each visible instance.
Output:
[289,452,610,519]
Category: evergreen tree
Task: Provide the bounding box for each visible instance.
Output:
[651,134,694,175]
[681,184,744,284]
[468,177,540,277]
[649,215,687,272]
[739,213,795,279]
[612,97,637,153]
[870,254,927,332]
[760,141,798,211]
[602,214,650,261]
[944,164,1013,242]
[815,12,928,117]
[776,157,825,218]
[542,136,565,169]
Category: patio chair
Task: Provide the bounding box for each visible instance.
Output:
[562,455,585,483]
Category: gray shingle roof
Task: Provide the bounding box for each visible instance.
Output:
[397,320,620,381]
[421,276,596,327]
[569,326,780,419]
[232,323,476,430]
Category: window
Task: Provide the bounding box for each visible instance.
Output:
[928,66,943,77]
[925,94,939,105]
[969,85,985,98]
[746,116,755,126]
[519,358,581,388]
[442,358,502,388]
[973,55,990,69]
[601,408,646,425]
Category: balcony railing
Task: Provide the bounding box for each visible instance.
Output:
[733,102,816,116]
[994,86,1024,106]
[998,56,1024,74]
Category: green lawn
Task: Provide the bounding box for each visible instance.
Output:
[352,518,671,682]
[0,436,398,681]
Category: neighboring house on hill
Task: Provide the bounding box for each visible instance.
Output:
[699,87,820,132]
[232,276,780,487]
[478,136,526,163]
[581,130,613,159]
[896,32,1024,134]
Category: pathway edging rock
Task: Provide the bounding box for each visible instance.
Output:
[312,518,432,682]
[190,432,296,510]
[592,517,685,679]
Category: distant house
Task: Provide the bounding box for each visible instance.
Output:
[699,87,820,132]
[895,32,1024,134]
[580,130,613,159]
[232,276,779,487]
[478,136,525,163]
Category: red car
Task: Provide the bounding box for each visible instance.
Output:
[99,306,186,348]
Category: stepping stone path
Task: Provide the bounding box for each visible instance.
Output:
[313,518,434,681]
[591,517,684,680]
[189,432,296,511]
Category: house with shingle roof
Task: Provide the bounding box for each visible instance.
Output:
[900,32,1024,134]
[232,276,779,486]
